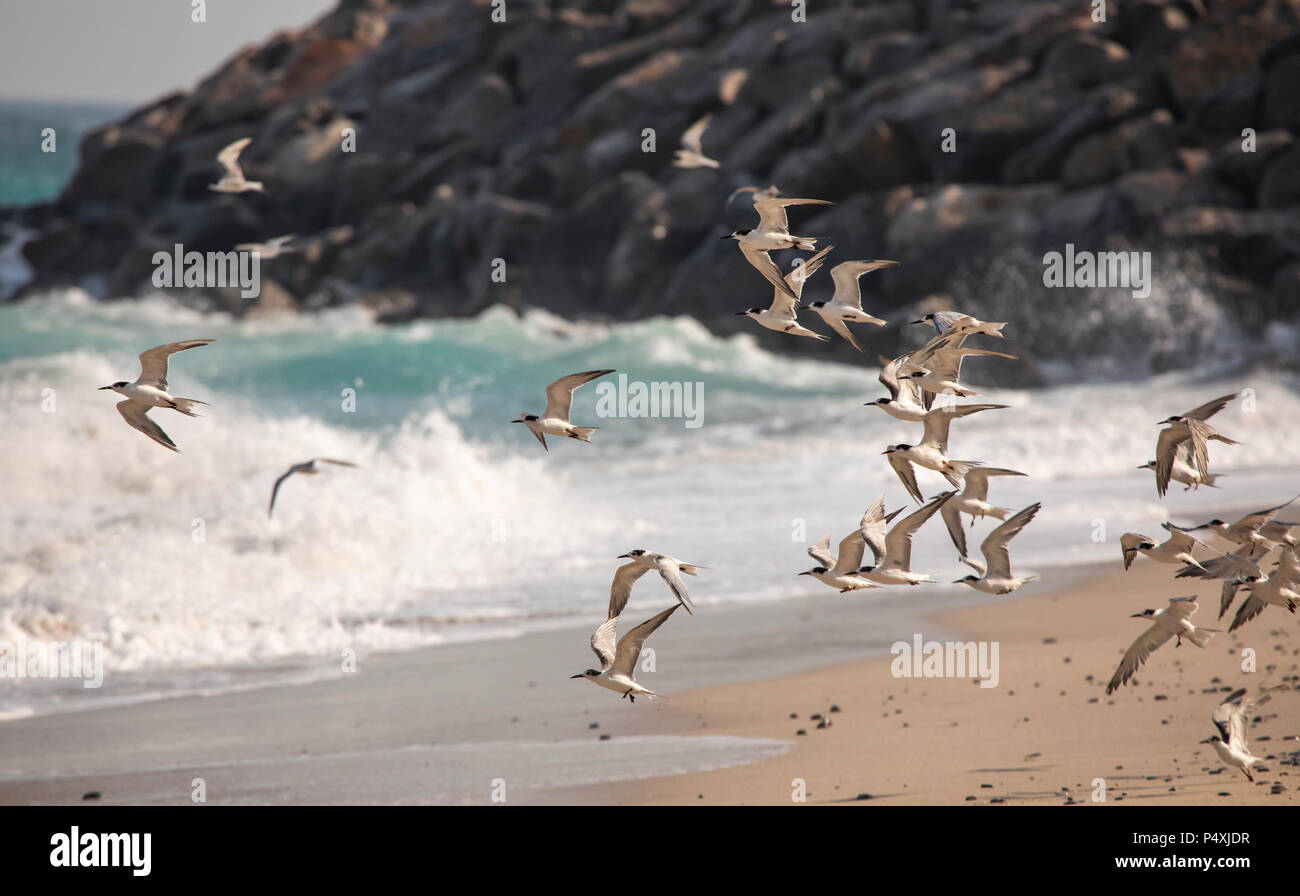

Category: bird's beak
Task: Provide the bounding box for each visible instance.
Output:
[1199,738,1213,744]
[510,419,522,423]
[97,385,112,390]
[909,319,926,325]
[719,234,733,240]
[734,311,748,316]
[616,553,631,559]
[1129,613,1145,618]
[797,571,810,576]
[569,674,584,679]
[951,579,965,584]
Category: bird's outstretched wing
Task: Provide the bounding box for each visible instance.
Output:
[887,453,923,504]
[136,339,214,390]
[828,260,898,311]
[653,555,697,615]
[807,535,835,568]
[752,197,833,233]
[216,138,252,178]
[1106,623,1174,694]
[116,400,178,452]
[979,503,1041,580]
[612,605,680,677]
[740,244,799,301]
[590,616,618,672]
[542,369,614,421]
[1182,392,1239,422]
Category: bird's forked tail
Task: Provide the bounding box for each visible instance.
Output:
[170,398,207,417]
[1187,627,1217,648]
[568,426,598,442]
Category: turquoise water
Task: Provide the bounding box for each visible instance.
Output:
[0,99,127,207]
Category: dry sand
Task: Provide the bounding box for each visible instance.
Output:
[555,561,1300,805]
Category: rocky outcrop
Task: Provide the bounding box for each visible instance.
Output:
[7,0,1300,374]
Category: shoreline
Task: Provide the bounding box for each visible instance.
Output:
[0,559,1295,804]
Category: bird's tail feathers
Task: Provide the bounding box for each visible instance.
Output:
[1188,627,1217,647]
[942,460,982,486]
[988,506,1011,520]
[568,426,598,442]
[792,237,820,251]
[170,398,207,417]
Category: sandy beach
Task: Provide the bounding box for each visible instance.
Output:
[1,558,1294,806]
[557,561,1300,806]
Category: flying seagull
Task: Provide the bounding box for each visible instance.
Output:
[867,350,933,422]
[882,403,1002,503]
[609,550,706,618]
[1105,596,1217,694]
[572,604,680,702]
[1153,392,1240,497]
[799,530,879,593]
[1119,523,1208,572]
[512,369,614,451]
[857,492,950,585]
[673,115,720,169]
[98,339,213,452]
[1201,684,1289,782]
[724,197,835,300]
[268,458,359,518]
[1137,442,1225,490]
[937,467,1027,560]
[735,245,833,341]
[953,502,1041,594]
[1193,498,1300,550]
[803,259,896,352]
[1228,546,1300,632]
[904,330,1017,410]
[209,138,264,193]
[912,311,1007,341]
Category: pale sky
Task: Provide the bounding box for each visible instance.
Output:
[0,0,337,104]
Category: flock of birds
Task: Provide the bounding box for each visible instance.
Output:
[87,126,1295,786]
[1110,392,1298,781]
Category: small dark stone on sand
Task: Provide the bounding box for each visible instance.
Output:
[82,791,101,801]
[589,722,599,729]
[599,734,611,741]
[796,729,807,736]
[829,705,841,713]
[855,793,872,800]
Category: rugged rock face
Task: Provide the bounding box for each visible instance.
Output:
[7,0,1300,374]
